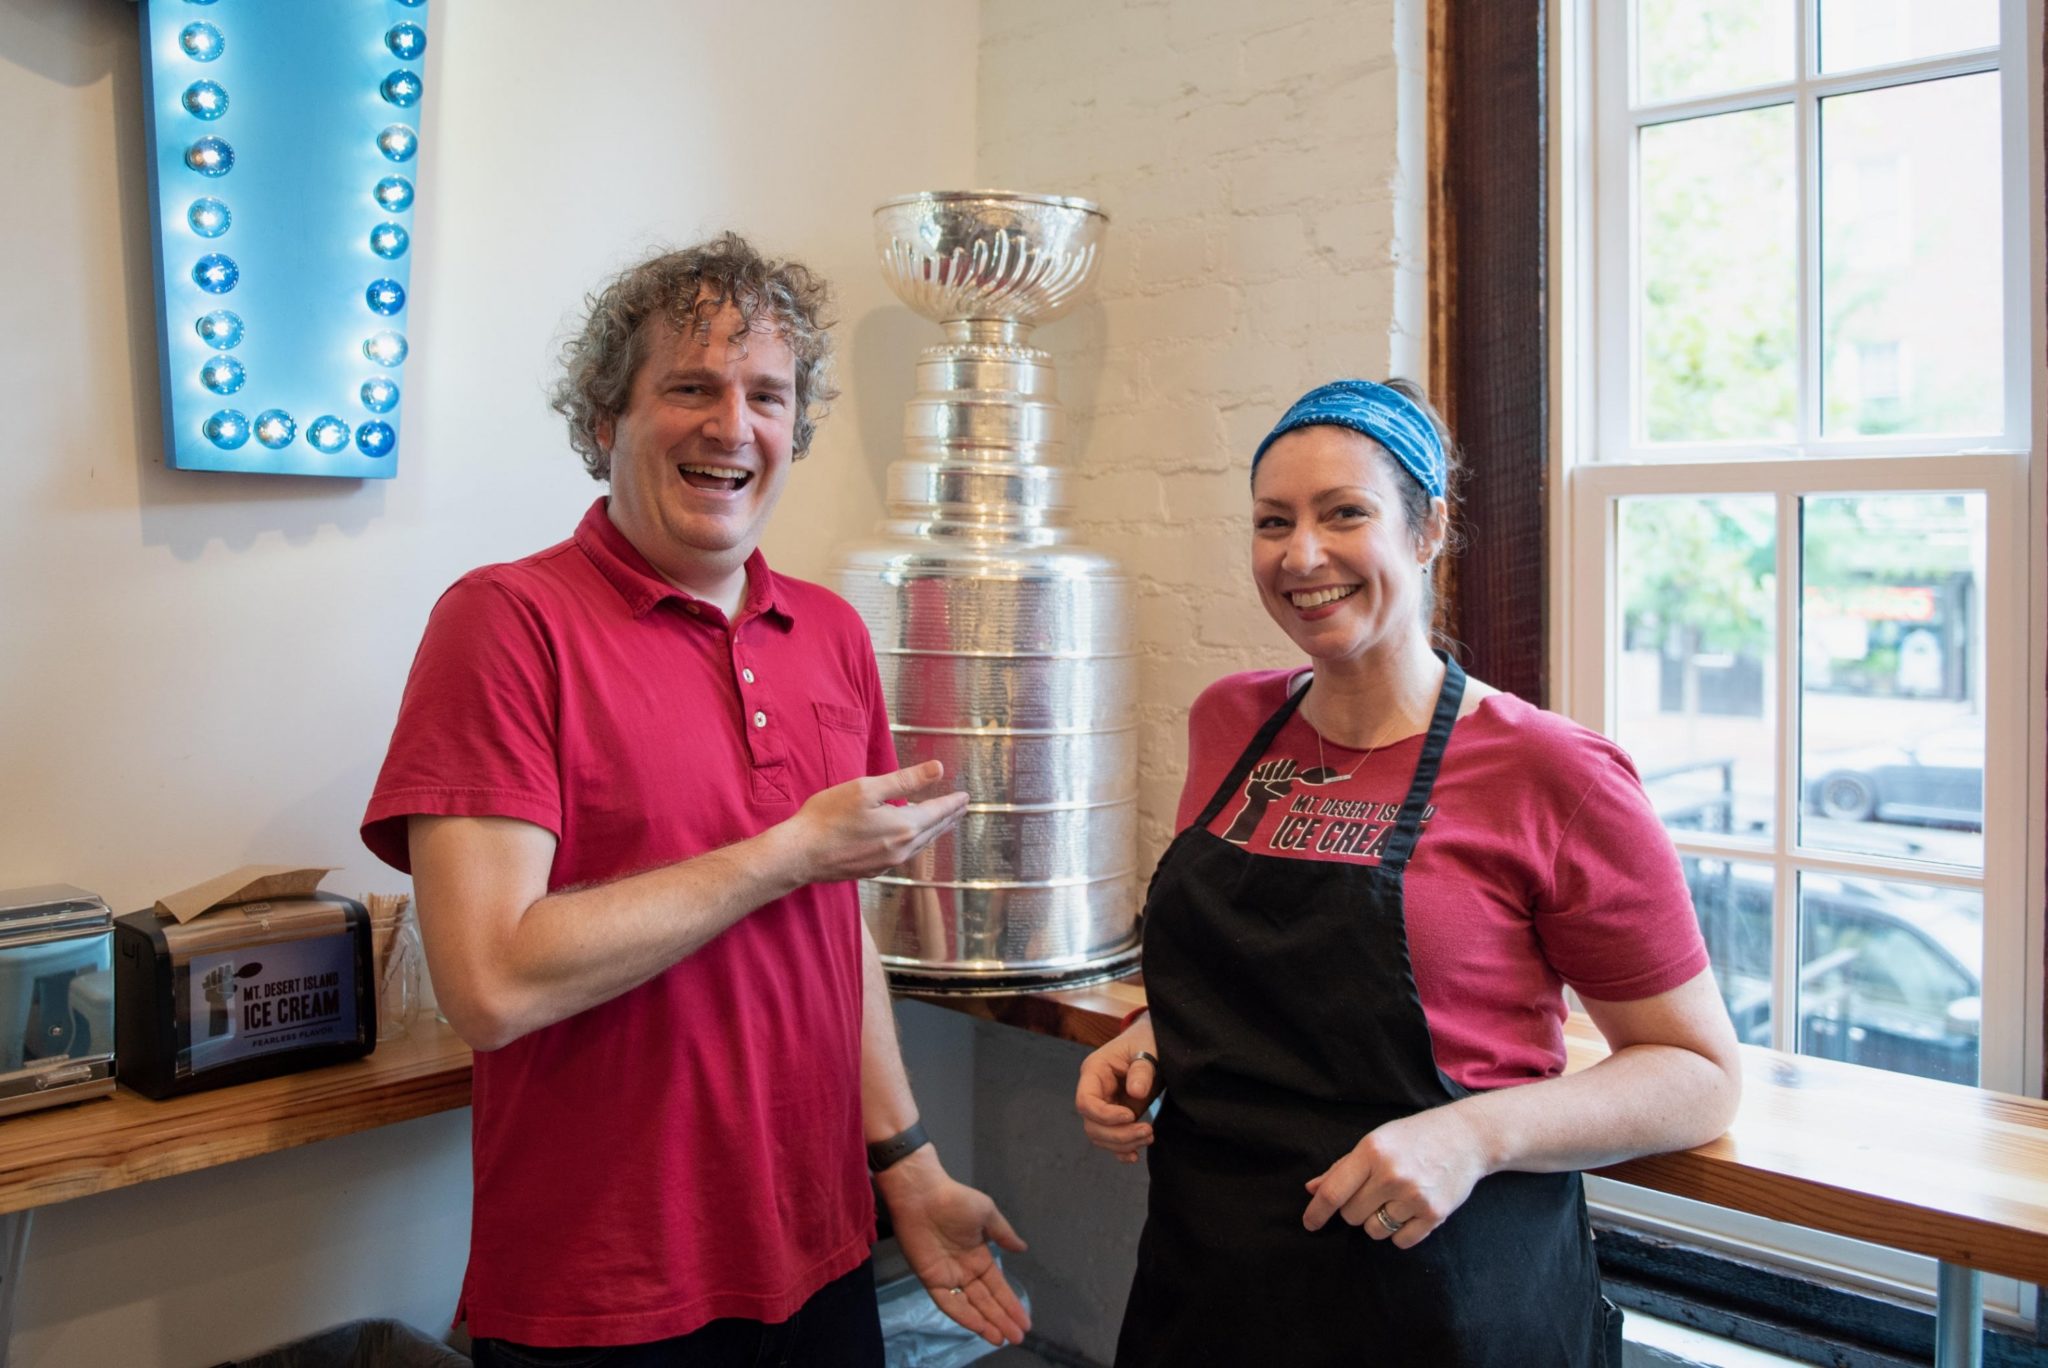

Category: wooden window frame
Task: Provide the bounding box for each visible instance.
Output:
[1431,0,2048,1348]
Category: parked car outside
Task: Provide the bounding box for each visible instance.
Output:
[1684,859,1981,1085]
[1802,729,1984,828]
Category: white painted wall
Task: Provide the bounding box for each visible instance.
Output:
[0,1,977,1363]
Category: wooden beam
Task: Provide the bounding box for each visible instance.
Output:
[1433,0,1549,705]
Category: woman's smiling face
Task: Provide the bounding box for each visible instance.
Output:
[1250,425,1445,669]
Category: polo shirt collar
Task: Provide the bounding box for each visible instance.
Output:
[572,498,793,626]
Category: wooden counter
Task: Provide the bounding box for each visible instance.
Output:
[1564,1014,2048,1289]
[908,979,2048,1288]
[3,981,2046,1293]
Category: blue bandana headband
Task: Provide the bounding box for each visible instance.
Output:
[1251,379,1447,499]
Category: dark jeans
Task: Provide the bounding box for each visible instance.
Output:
[471,1258,884,1368]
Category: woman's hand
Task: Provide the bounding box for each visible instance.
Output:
[1301,1103,1494,1247]
[1302,972,1742,1248]
[1074,1016,1161,1163]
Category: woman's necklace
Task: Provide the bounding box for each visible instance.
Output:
[1301,654,1446,783]
[1303,688,1422,783]
[1313,725,1372,782]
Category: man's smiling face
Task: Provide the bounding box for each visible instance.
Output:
[597,303,798,593]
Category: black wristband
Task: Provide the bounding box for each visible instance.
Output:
[866,1120,931,1173]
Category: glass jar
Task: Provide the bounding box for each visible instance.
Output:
[366,893,421,1042]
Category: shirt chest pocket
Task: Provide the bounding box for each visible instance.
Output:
[814,701,870,786]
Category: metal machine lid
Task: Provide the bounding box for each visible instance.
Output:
[0,884,112,934]
[0,1059,115,1114]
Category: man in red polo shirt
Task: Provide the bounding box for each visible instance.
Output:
[363,234,1028,1366]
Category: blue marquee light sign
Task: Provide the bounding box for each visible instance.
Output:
[138,0,428,478]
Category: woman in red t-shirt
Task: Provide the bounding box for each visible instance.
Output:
[1074,379,1743,1368]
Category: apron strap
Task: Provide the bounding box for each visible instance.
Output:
[1188,674,1312,833]
[1378,652,1467,868]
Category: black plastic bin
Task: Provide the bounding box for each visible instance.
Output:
[226,1318,469,1368]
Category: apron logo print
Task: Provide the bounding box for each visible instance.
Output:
[1218,757,1348,844]
[1265,795,1436,859]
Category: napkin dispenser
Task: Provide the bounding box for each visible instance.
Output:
[115,893,375,1099]
[0,884,117,1118]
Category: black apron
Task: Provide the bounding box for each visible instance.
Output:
[1115,656,1611,1368]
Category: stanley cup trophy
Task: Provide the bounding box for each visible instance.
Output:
[835,191,1141,992]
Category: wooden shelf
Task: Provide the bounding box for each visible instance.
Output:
[912,978,2048,1286]
[0,1018,472,1217]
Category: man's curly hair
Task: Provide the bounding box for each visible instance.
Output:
[551,233,838,479]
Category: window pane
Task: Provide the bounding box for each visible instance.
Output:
[1684,857,1776,1047]
[1799,493,1984,868]
[1638,0,1794,103]
[1617,496,1776,838]
[1641,107,1796,444]
[1798,872,1981,1085]
[1819,0,1999,73]
[1821,74,2003,438]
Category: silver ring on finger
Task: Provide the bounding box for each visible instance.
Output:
[1373,1204,1405,1235]
[1131,1050,1160,1069]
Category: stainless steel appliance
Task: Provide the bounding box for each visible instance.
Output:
[835,190,1140,992]
[0,884,116,1118]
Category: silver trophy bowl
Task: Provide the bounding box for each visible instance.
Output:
[875,191,1107,335]
[839,191,1140,994]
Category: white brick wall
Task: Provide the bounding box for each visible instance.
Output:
[963,11,1424,1354]
[978,0,1423,869]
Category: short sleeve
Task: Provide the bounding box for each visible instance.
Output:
[859,634,899,777]
[1533,746,1711,1002]
[360,575,564,872]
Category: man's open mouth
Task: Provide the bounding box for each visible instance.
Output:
[678,463,753,492]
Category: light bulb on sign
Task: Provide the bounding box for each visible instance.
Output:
[192,253,239,293]
[182,80,228,120]
[380,71,423,107]
[307,416,350,453]
[203,409,249,448]
[254,410,297,449]
[355,421,396,457]
[365,279,406,315]
[194,310,242,349]
[187,197,231,238]
[199,355,245,394]
[373,176,414,213]
[385,23,426,60]
[179,22,224,61]
[185,137,234,177]
[363,331,408,367]
[376,125,418,163]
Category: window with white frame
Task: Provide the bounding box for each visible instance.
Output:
[1566,0,2037,1309]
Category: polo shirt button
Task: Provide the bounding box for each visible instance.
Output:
[684,603,700,616]
[742,668,756,684]
[753,710,767,728]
